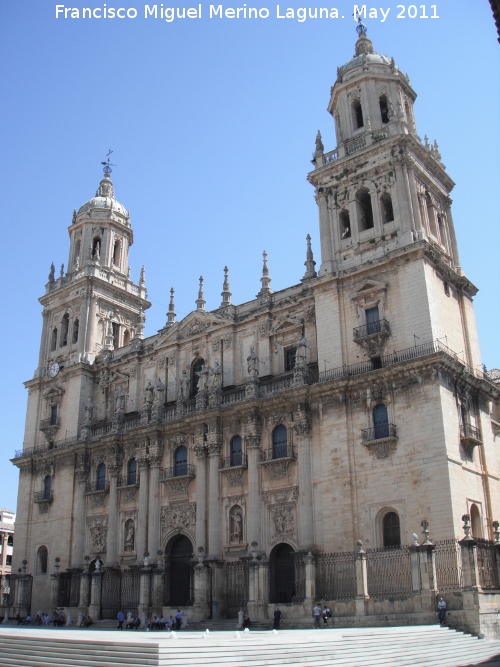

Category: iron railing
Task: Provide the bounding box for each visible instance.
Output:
[260,445,294,462]
[14,435,79,459]
[460,423,482,442]
[362,423,397,442]
[434,539,463,592]
[315,551,357,601]
[39,417,60,429]
[33,490,53,503]
[117,474,139,488]
[353,318,391,340]
[85,480,110,494]
[219,454,248,470]
[160,464,195,481]
[476,539,500,590]
[365,546,414,598]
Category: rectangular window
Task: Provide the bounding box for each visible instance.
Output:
[50,405,58,426]
[112,322,120,349]
[285,348,296,372]
[365,306,380,335]
[6,555,12,565]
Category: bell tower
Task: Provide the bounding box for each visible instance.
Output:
[309,21,462,278]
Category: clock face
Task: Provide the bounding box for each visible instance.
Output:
[49,362,60,378]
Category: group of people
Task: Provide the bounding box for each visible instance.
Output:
[117,609,185,631]
[18,611,67,627]
[312,604,332,628]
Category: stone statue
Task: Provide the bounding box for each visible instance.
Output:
[48,263,55,283]
[197,364,209,392]
[154,377,165,404]
[124,522,135,552]
[115,387,125,413]
[179,369,189,399]
[144,380,154,407]
[247,345,259,379]
[315,130,324,155]
[231,510,243,542]
[294,336,307,366]
[211,359,222,388]
[84,397,93,424]
[74,256,80,271]
[94,242,100,260]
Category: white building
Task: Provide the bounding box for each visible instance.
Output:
[11,25,500,636]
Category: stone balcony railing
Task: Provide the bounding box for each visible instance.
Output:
[33,490,53,503]
[219,454,248,470]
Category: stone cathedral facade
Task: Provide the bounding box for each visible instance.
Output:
[12,26,500,628]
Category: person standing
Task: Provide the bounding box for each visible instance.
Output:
[175,609,182,630]
[313,603,322,628]
[273,607,281,630]
[117,610,125,630]
[437,598,447,625]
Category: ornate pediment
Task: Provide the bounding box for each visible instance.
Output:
[269,316,303,335]
[43,386,65,403]
[350,279,388,318]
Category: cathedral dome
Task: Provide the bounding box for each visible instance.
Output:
[77,173,128,218]
[339,23,397,80]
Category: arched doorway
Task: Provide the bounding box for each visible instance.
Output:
[269,543,296,603]
[165,535,193,606]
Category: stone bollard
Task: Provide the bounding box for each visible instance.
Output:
[77,611,83,627]
[65,612,72,626]
[237,609,244,629]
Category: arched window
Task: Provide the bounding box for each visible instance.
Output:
[96,462,106,491]
[379,95,389,124]
[72,319,79,344]
[470,504,482,538]
[230,436,243,467]
[339,209,351,239]
[113,240,121,267]
[174,446,188,477]
[127,458,137,486]
[373,404,389,439]
[270,543,296,603]
[60,314,69,347]
[191,358,205,397]
[356,188,374,231]
[123,329,131,346]
[43,475,52,500]
[380,192,394,223]
[37,546,48,575]
[352,100,364,129]
[272,425,288,460]
[92,236,101,259]
[382,511,401,547]
[50,328,58,352]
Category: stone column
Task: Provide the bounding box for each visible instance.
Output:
[147,445,163,561]
[244,431,262,549]
[78,569,91,618]
[71,472,88,569]
[37,310,50,376]
[207,443,222,557]
[107,466,119,566]
[317,191,334,275]
[444,198,462,273]
[460,536,480,591]
[193,551,207,621]
[292,409,314,550]
[1,533,7,569]
[194,445,207,552]
[304,552,316,602]
[138,563,151,624]
[409,537,421,593]
[403,157,424,237]
[355,541,369,616]
[152,555,164,617]
[136,457,150,563]
[88,569,102,621]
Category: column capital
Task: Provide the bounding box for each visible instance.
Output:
[194,444,207,459]
[244,434,261,450]
[291,414,311,437]
[207,442,221,457]
[137,457,149,471]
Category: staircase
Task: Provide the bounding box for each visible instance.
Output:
[0,625,499,667]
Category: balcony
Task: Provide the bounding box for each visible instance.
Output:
[361,424,398,460]
[34,490,53,504]
[39,416,61,439]
[85,480,110,494]
[460,423,482,458]
[260,445,295,478]
[160,464,195,495]
[354,319,391,341]
[219,454,248,470]
[117,474,139,488]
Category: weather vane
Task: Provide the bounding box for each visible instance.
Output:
[352,13,368,36]
[101,149,116,176]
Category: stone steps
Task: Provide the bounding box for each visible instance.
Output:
[0,625,499,667]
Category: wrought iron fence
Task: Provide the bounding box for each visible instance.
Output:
[100,569,122,619]
[361,424,397,442]
[366,546,413,598]
[219,454,248,470]
[57,571,80,608]
[353,319,391,340]
[260,445,294,462]
[160,464,195,480]
[460,423,482,442]
[315,551,357,601]
[476,539,500,590]
[434,539,463,592]
[224,560,249,618]
[120,568,140,614]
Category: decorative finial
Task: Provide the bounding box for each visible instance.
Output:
[60,263,65,278]
[424,135,430,149]
[354,16,374,56]
[301,234,317,282]
[258,250,272,297]
[166,287,176,327]
[421,519,432,544]
[221,266,232,306]
[48,263,55,283]
[493,520,500,544]
[462,513,471,539]
[135,305,146,340]
[72,208,77,224]
[315,131,324,156]
[196,276,206,311]
[101,149,116,176]
[139,266,146,287]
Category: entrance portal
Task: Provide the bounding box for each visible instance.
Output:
[269,543,296,603]
[166,535,193,606]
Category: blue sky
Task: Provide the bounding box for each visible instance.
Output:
[0,0,498,511]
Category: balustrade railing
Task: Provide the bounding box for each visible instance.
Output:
[91,423,113,438]
[261,373,294,396]
[221,387,246,405]
[345,134,366,155]
[33,490,53,503]
[323,148,338,164]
